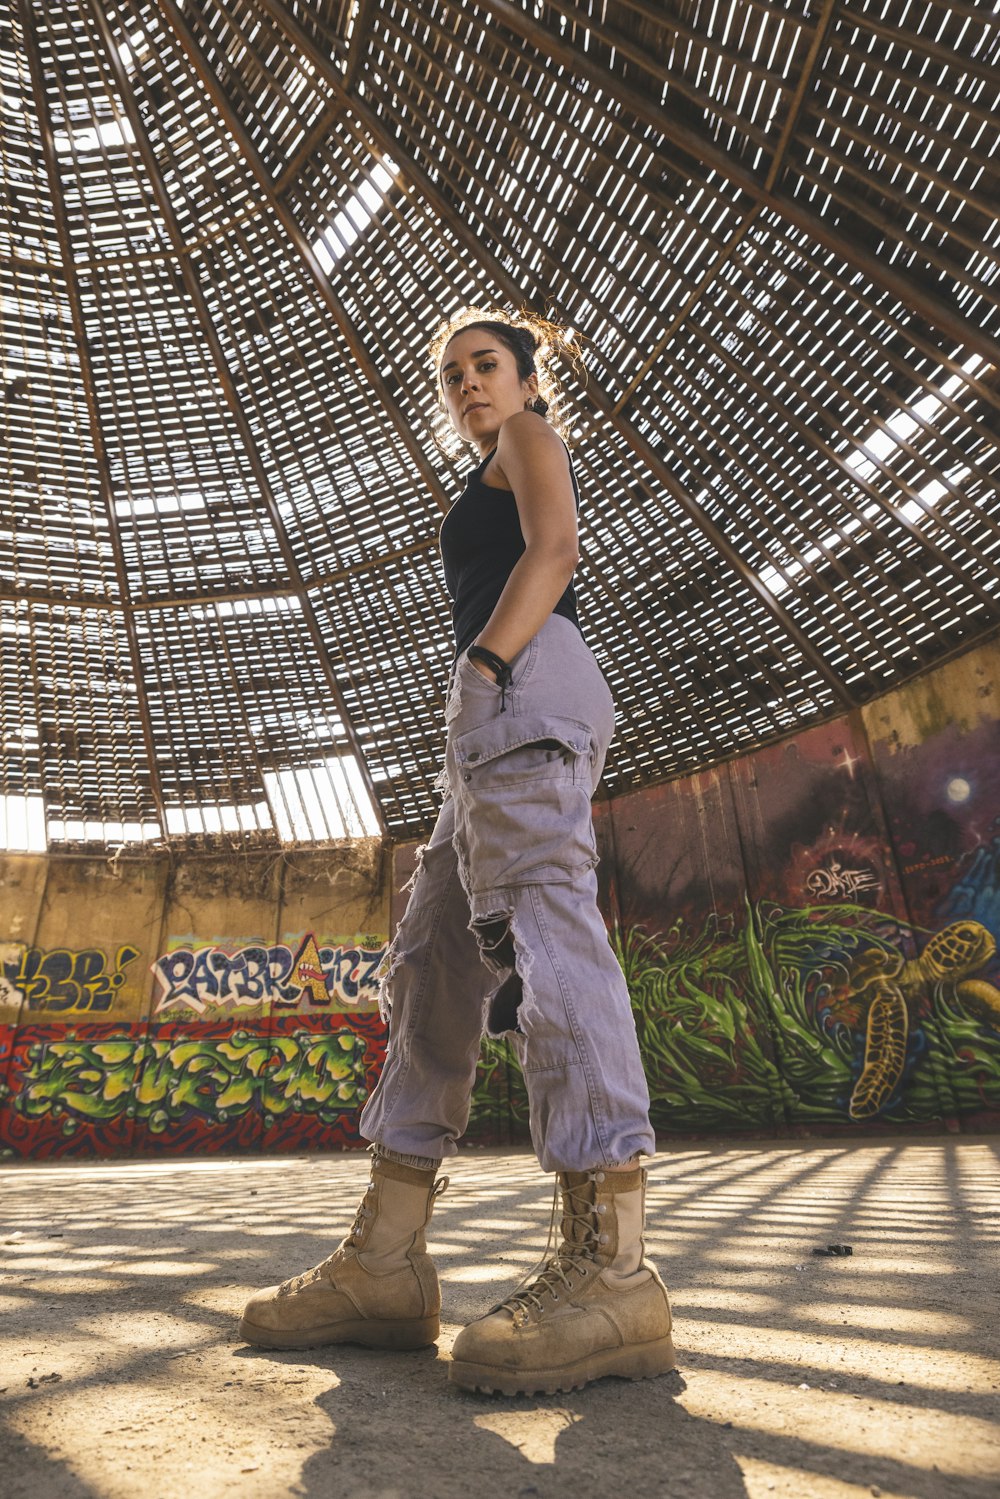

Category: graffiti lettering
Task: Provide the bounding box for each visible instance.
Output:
[12,1027,371,1131]
[2,945,140,1013]
[805,861,880,899]
[151,933,385,1014]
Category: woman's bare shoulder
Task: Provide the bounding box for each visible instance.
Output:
[490,412,567,488]
[498,409,563,451]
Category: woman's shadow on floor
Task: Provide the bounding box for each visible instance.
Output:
[288,1342,749,1499]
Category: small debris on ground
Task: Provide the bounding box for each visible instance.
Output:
[812,1243,853,1256]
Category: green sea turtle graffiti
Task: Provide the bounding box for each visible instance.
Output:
[846,920,1000,1119]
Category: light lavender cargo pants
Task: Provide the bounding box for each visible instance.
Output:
[358,613,655,1173]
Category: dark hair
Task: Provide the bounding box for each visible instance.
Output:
[428,306,583,455]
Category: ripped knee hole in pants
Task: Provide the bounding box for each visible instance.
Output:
[472,915,526,1037]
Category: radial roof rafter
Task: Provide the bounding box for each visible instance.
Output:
[95,0,386,836]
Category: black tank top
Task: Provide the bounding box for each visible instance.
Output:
[440,445,581,657]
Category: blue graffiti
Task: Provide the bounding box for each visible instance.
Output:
[151,935,385,1014]
[937,837,1000,937]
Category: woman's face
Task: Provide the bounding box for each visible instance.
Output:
[439,327,538,456]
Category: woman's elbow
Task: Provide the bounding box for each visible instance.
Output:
[552,543,580,579]
[524,539,580,579]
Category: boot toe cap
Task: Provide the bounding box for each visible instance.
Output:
[240,1283,286,1332]
[452,1310,513,1362]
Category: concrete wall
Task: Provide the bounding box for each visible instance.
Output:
[3,636,999,1158]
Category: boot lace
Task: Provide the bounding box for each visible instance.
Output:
[496,1173,603,1320]
[346,1172,377,1245]
[275,1177,375,1296]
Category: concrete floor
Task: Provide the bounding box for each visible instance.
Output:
[1,1140,998,1499]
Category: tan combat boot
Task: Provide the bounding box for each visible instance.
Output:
[239,1154,446,1350]
[448,1165,674,1395]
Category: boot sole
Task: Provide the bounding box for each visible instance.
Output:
[238,1314,439,1351]
[448,1333,676,1396]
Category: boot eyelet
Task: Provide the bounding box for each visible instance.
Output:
[600,1233,609,1244]
[598,1203,607,1214]
[595,1171,605,1182]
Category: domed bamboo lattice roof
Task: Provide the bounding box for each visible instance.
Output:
[2,0,999,852]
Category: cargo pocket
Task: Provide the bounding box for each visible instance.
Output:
[450,713,598,896]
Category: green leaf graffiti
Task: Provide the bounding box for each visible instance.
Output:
[467,902,1000,1136]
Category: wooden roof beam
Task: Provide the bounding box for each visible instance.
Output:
[17,0,171,840]
[85,0,388,836]
[0,588,123,613]
[343,0,379,91]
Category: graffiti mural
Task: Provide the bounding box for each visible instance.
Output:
[596,905,1000,1136]
[0,1014,389,1159]
[570,677,1000,1145]
[0,953,21,1009]
[836,919,1000,1119]
[467,1035,530,1147]
[804,860,880,900]
[151,933,385,1014]
[1,943,140,1013]
[937,836,1000,931]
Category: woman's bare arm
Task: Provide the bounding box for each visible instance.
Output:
[470,411,579,671]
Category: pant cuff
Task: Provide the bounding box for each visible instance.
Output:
[372,1143,442,1171]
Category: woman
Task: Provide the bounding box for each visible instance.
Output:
[240,310,674,1395]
